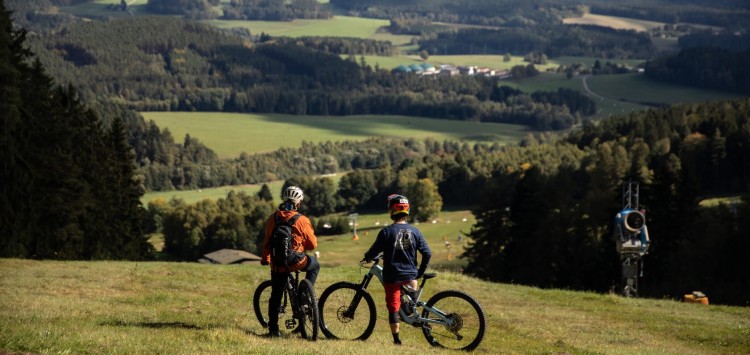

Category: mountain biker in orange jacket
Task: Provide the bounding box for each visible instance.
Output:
[261,185,319,337]
[363,194,431,345]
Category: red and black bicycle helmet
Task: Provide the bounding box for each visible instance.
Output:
[387,194,410,219]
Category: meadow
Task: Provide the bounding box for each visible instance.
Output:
[585,73,741,106]
[562,13,667,32]
[206,16,410,44]
[141,112,529,158]
[2,258,749,354]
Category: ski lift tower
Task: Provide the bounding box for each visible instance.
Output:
[614,181,651,297]
[348,213,359,240]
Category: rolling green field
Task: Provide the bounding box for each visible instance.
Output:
[207,16,401,41]
[60,0,150,17]
[141,112,528,158]
[563,13,667,32]
[142,180,288,205]
[587,73,740,106]
[2,258,749,354]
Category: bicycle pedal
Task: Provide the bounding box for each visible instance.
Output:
[284,319,296,329]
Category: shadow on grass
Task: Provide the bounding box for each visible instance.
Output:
[104,320,214,330]
[103,320,272,337]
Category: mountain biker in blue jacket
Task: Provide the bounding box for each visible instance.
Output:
[363,194,431,345]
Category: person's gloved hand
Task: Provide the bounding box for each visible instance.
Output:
[260,259,269,266]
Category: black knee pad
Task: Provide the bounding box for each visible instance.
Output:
[389,311,399,324]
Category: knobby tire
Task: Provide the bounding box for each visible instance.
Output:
[297,279,320,341]
[318,281,376,340]
[421,290,486,351]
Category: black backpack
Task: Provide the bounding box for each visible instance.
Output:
[270,213,303,267]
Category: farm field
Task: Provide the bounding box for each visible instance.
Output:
[60,0,149,17]
[2,258,749,354]
[586,73,740,106]
[206,16,405,42]
[141,180,288,205]
[563,13,667,32]
[505,72,649,118]
[141,112,529,158]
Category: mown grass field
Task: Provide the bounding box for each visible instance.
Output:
[207,16,403,41]
[141,112,529,158]
[563,13,667,32]
[587,73,740,106]
[2,258,749,354]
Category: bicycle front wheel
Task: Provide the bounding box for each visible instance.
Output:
[252,280,295,335]
[297,279,319,341]
[252,280,274,328]
[421,290,486,351]
[318,281,376,340]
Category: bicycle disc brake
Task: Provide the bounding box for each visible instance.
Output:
[336,306,354,323]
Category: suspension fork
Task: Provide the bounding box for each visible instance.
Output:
[344,273,374,318]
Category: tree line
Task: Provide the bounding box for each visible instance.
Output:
[221,0,331,21]
[1,2,151,260]
[418,25,656,59]
[149,97,750,305]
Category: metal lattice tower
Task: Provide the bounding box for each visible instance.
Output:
[622,181,639,210]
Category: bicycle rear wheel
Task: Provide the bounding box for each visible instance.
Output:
[318,281,376,340]
[252,280,295,334]
[421,290,486,351]
[297,279,319,341]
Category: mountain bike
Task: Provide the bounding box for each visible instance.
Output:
[318,254,486,351]
[253,270,319,340]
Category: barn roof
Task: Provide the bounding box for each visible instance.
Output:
[199,249,261,265]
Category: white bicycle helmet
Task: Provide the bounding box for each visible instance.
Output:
[282,186,304,203]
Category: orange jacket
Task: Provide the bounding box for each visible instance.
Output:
[261,210,317,272]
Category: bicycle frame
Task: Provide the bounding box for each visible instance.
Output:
[355,257,458,330]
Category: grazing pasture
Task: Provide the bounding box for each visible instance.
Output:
[563,13,667,32]
[141,112,528,158]
[586,73,740,106]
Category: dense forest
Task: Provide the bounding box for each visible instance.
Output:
[645,47,750,95]
[418,25,656,59]
[21,16,591,135]
[0,2,151,260]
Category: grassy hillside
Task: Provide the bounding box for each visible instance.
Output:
[141,112,528,158]
[1,258,748,354]
[562,13,667,32]
[586,73,741,106]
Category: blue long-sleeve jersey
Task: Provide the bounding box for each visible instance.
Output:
[364,222,431,284]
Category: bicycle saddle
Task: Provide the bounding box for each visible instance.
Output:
[423,272,437,279]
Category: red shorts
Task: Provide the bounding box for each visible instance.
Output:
[383,281,410,313]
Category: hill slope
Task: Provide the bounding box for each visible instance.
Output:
[1,259,748,354]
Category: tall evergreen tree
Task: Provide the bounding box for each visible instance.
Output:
[0,1,151,259]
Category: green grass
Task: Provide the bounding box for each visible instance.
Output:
[141,180,288,205]
[206,15,398,39]
[60,0,151,17]
[504,72,649,119]
[587,73,740,105]
[2,258,749,354]
[141,112,528,158]
[563,13,667,32]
